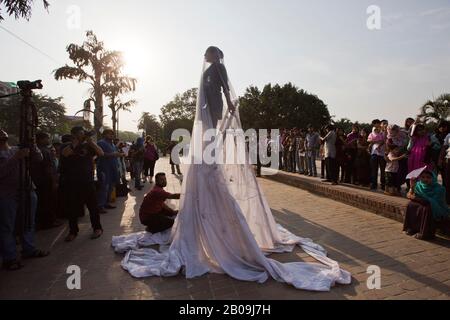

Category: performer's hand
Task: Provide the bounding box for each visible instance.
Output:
[227,100,236,114]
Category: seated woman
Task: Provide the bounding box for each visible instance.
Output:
[404,170,450,240]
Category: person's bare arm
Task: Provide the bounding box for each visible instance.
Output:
[407,179,416,200]
[86,138,104,157]
[389,154,407,161]
[167,193,181,200]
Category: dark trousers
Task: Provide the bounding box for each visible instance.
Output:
[325,157,338,183]
[386,172,398,188]
[321,159,326,178]
[143,159,156,178]
[35,179,57,228]
[142,208,176,234]
[344,149,357,183]
[397,158,409,190]
[370,154,386,189]
[279,152,283,170]
[171,164,181,174]
[445,160,450,204]
[65,182,102,235]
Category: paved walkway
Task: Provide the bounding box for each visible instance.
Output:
[1,159,449,300]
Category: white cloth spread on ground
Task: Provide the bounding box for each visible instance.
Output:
[112,50,351,291]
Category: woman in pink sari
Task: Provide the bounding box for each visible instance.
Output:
[408,124,432,173]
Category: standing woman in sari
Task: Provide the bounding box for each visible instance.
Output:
[408,124,432,174]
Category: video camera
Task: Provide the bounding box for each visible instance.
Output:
[17,80,43,91]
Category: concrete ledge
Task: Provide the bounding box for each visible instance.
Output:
[261,169,408,223]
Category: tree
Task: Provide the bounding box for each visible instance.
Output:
[159,88,197,140]
[54,30,124,136]
[418,94,450,124]
[138,112,162,139]
[117,130,139,143]
[0,0,49,21]
[103,66,137,134]
[239,83,331,130]
[34,94,66,135]
[0,92,66,137]
[332,118,371,134]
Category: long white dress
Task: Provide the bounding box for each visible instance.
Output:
[112,56,351,292]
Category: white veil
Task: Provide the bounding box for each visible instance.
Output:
[112,48,351,291]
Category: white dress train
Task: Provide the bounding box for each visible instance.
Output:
[112,54,351,292]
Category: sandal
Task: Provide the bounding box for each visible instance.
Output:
[2,260,24,271]
[91,229,103,239]
[23,249,50,259]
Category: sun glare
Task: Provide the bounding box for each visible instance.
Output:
[111,36,152,78]
[122,47,151,78]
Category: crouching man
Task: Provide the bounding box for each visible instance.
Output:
[139,172,180,233]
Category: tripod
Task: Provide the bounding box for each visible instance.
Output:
[0,80,42,235]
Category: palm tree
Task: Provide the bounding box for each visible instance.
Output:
[111,99,137,134]
[0,0,49,21]
[104,71,137,134]
[54,30,123,136]
[418,93,450,124]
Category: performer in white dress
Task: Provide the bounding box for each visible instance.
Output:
[112,46,351,291]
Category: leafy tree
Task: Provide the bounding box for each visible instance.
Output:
[0,92,66,137]
[239,83,331,130]
[0,0,48,21]
[332,118,371,134]
[117,130,139,143]
[418,93,450,124]
[138,112,162,140]
[34,94,66,135]
[54,30,124,136]
[159,88,197,140]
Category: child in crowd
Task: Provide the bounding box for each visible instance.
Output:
[385,144,407,196]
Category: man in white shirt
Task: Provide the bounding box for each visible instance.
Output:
[320,125,338,185]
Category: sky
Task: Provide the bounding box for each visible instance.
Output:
[1,0,450,132]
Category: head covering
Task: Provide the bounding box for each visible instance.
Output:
[414,171,450,220]
[136,137,144,148]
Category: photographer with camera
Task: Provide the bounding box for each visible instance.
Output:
[0,129,50,271]
[61,127,104,242]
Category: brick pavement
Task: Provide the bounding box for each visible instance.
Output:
[0,158,449,300]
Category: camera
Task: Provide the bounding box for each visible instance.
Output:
[17,80,43,91]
